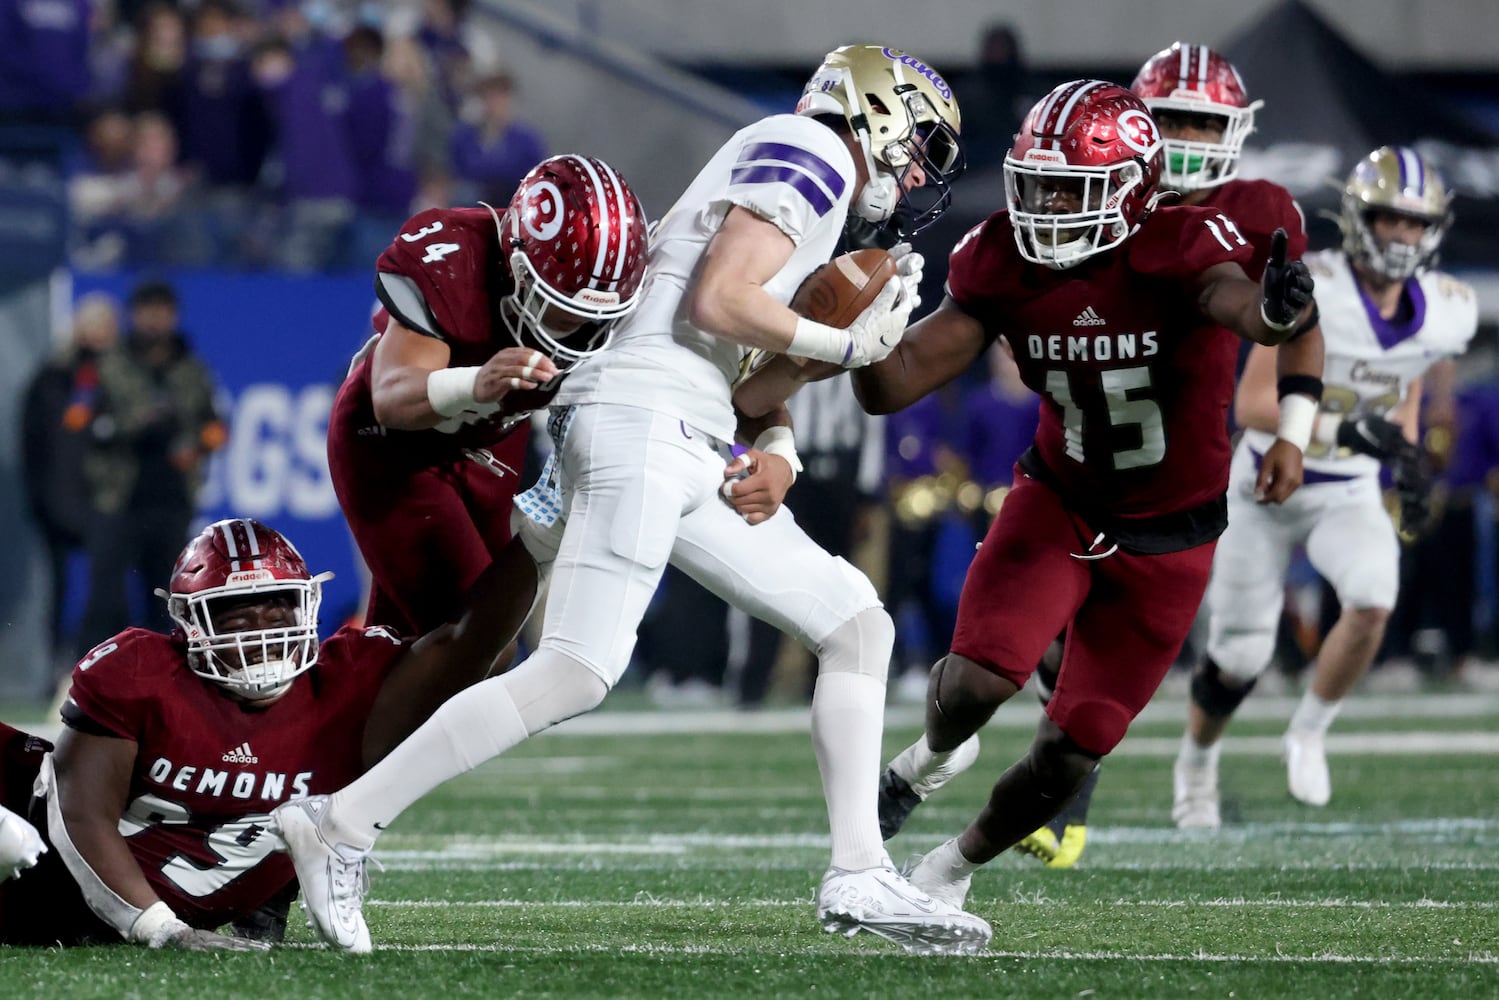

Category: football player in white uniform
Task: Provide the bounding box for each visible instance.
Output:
[274,45,990,955]
[1173,146,1477,824]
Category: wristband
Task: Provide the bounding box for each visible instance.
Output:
[788,318,852,366]
[129,901,189,948]
[1260,302,1300,334]
[1276,374,1324,401]
[753,426,803,485]
[426,366,483,418]
[1276,393,1318,453]
[1287,302,1320,340]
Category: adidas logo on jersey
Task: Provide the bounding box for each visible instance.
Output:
[222,742,259,764]
[1073,307,1107,327]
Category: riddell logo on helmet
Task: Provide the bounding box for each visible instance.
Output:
[226,570,274,585]
[1022,149,1067,165]
[574,289,620,307]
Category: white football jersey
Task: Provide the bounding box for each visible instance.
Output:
[1244,249,1477,478]
[554,114,855,443]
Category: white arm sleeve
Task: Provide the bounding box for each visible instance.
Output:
[38,753,148,939]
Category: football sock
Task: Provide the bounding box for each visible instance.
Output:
[888,735,974,799]
[811,672,890,871]
[1179,733,1222,770]
[926,836,981,881]
[328,673,532,847]
[1288,690,1342,736]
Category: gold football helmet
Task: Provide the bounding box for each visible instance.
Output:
[797,44,964,234]
[1340,146,1452,281]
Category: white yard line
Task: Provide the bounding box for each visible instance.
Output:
[291,942,1499,964]
[368,897,1498,910]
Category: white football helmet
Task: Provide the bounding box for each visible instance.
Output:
[1339,145,1453,281]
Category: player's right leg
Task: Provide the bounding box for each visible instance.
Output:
[1186,478,1303,827]
[1014,639,1096,868]
[879,475,1087,841]
[277,404,689,950]
[674,483,990,954]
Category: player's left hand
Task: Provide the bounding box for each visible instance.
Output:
[1259,227,1315,332]
[1255,438,1305,504]
[721,449,793,524]
[1392,448,1437,538]
[889,242,924,312]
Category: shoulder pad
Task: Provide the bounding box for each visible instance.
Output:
[374,272,446,341]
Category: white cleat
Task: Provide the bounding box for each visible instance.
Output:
[1171,755,1222,829]
[0,805,46,881]
[270,796,375,953]
[900,847,971,910]
[816,864,990,956]
[1284,729,1331,806]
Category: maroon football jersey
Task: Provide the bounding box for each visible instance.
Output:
[1197,178,1306,282]
[337,206,558,456]
[947,206,1255,517]
[64,626,408,929]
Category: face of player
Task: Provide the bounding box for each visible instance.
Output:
[206,593,301,700]
[540,303,589,336]
[1152,109,1228,144]
[1367,209,1430,250]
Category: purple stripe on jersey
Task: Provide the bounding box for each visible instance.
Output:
[1360,276,1428,350]
[730,164,836,216]
[737,143,847,200]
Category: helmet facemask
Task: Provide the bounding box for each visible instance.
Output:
[1146,97,1261,192]
[164,574,329,702]
[1339,147,1452,282]
[501,247,634,372]
[1005,157,1149,269]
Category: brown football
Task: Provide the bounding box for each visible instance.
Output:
[787,248,898,382]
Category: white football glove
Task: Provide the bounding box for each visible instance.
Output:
[842,276,913,368]
[889,242,925,312]
[0,805,45,882]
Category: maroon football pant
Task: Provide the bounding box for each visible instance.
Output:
[0,723,111,946]
[328,410,530,637]
[950,473,1215,756]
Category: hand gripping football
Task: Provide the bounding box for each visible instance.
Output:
[788,248,898,381]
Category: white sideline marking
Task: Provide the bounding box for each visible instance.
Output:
[368,897,1497,911]
[288,942,1499,964]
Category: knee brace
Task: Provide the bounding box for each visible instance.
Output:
[501,647,611,735]
[816,607,894,684]
[1190,656,1257,719]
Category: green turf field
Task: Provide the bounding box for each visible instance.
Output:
[3,692,1496,999]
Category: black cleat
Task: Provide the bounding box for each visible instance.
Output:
[877,768,924,840]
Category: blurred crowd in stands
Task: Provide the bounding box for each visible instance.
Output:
[2,0,544,271]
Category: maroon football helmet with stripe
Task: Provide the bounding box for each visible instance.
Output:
[1003,80,1165,269]
[161,519,331,701]
[495,154,650,371]
[1131,42,1262,193]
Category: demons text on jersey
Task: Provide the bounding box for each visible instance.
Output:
[1025,331,1160,364]
[145,755,314,803]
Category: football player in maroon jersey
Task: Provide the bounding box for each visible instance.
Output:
[1007,42,1322,868]
[329,154,649,637]
[0,517,536,949]
[854,81,1323,902]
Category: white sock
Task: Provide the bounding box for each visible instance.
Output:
[810,672,890,871]
[1179,733,1221,770]
[887,734,977,799]
[328,673,531,846]
[1288,690,1342,736]
[926,836,981,880]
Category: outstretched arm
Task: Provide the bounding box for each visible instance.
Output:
[361,538,541,765]
[850,296,989,414]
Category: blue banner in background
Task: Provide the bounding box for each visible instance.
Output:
[71,271,378,635]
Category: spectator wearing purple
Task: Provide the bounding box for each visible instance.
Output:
[449,72,546,208]
[963,342,1040,496]
[0,0,93,125]
[250,24,357,270]
[342,26,418,267]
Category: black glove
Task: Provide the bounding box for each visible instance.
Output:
[1336,416,1434,537]
[1335,415,1412,462]
[1260,228,1315,330]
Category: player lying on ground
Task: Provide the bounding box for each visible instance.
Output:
[0,517,536,949]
